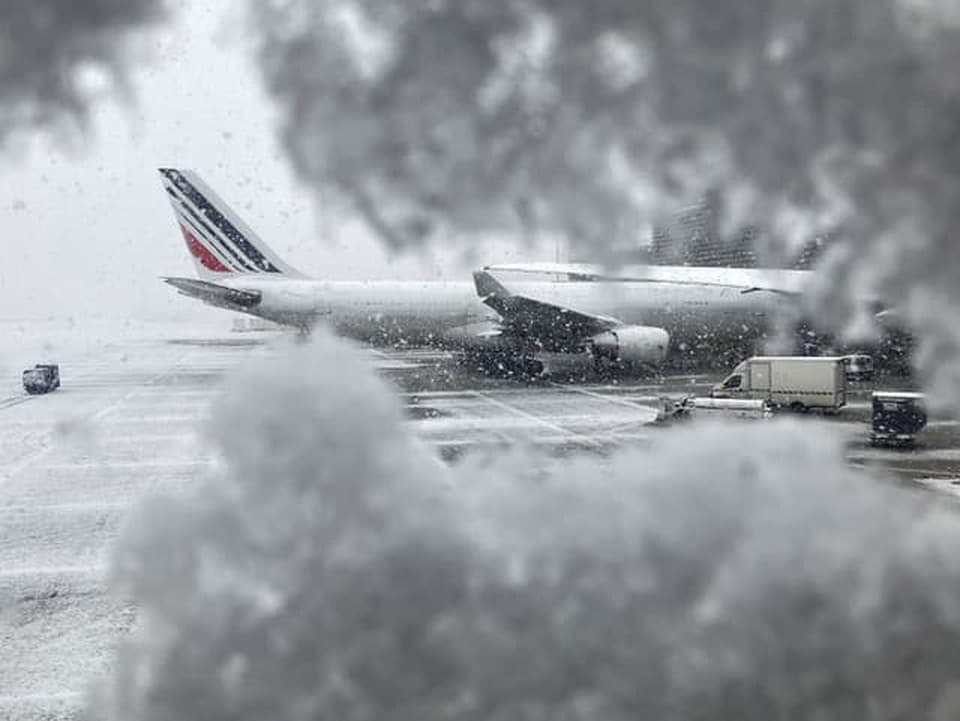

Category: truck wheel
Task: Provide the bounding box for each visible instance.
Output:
[519,357,545,378]
[788,402,806,413]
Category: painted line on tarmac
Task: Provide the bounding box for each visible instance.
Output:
[0,564,106,578]
[0,396,32,411]
[134,389,221,397]
[98,415,207,424]
[0,500,130,514]
[417,413,652,432]
[846,459,960,477]
[469,391,605,448]
[0,691,83,704]
[427,437,585,448]
[401,389,520,398]
[105,433,197,444]
[111,407,208,417]
[42,459,211,471]
[426,432,654,449]
[549,382,665,413]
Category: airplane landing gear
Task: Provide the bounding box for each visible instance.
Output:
[462,351,544,379]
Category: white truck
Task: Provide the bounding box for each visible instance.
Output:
[711,356,847,411]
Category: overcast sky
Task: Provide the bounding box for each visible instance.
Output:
[0,2,548,322]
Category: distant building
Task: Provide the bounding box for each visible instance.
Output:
[650,194,757,268]
[647,193,832,269]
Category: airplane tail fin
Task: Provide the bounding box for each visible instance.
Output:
[159,168,306,279]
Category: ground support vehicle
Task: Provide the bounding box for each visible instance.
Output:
[22,364,60,394]
[658,396,771,422]
[712,356,847,412]
[871,391,926,447]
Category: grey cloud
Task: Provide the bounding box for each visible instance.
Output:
[250,0,960,404]
[0,0,169,142]
[92,333,960,720]
[6,0,959,401]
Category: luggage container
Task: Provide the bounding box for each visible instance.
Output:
[22,364,60,394]
[871,391,926,446]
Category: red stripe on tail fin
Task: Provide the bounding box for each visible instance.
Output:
[180,225,230,272]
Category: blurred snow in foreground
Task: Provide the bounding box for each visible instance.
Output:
[89,331,960,721]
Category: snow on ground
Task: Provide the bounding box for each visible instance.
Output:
[0,317,272,719]
[0,318,665,718]
[2,317,959,719]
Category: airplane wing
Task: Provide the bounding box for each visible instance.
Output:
[162,277,261,309]
[481,262,602,280]
[473,270,620,350]
[482,262,804,296]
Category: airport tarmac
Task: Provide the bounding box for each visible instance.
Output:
[1,320,958,719]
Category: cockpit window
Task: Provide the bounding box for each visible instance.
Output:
[724,375,742,389]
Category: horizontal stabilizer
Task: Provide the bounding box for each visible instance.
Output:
[163,277,261,308]
[159,168,307,279]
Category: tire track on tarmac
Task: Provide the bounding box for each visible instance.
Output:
[0,349,200,484]
[0,396,32,412]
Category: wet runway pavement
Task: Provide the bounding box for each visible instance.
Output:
[1,321,958,718]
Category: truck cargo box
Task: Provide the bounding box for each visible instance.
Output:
[712,356,846,411]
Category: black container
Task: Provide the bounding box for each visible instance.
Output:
[22,364,60,394]
[871,391,926,445]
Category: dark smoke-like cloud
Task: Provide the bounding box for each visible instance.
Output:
[249,0,960,404]
[0,0,169,142]
[91,333,960,720]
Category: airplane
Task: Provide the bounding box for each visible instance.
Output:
[158,168,816,374]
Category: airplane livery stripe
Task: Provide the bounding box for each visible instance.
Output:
[163,178,257,272]
[161,169,280,273]
[179,225,231,272]
[176,199,257,272]
[176,213,246,272]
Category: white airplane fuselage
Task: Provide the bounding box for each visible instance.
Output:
[160,168,814,364]
[219,270,803,353]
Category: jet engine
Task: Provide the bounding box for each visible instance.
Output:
[591,326,670,365]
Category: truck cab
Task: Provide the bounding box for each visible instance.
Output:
[842,353,875,382]
[714,362,747,397]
